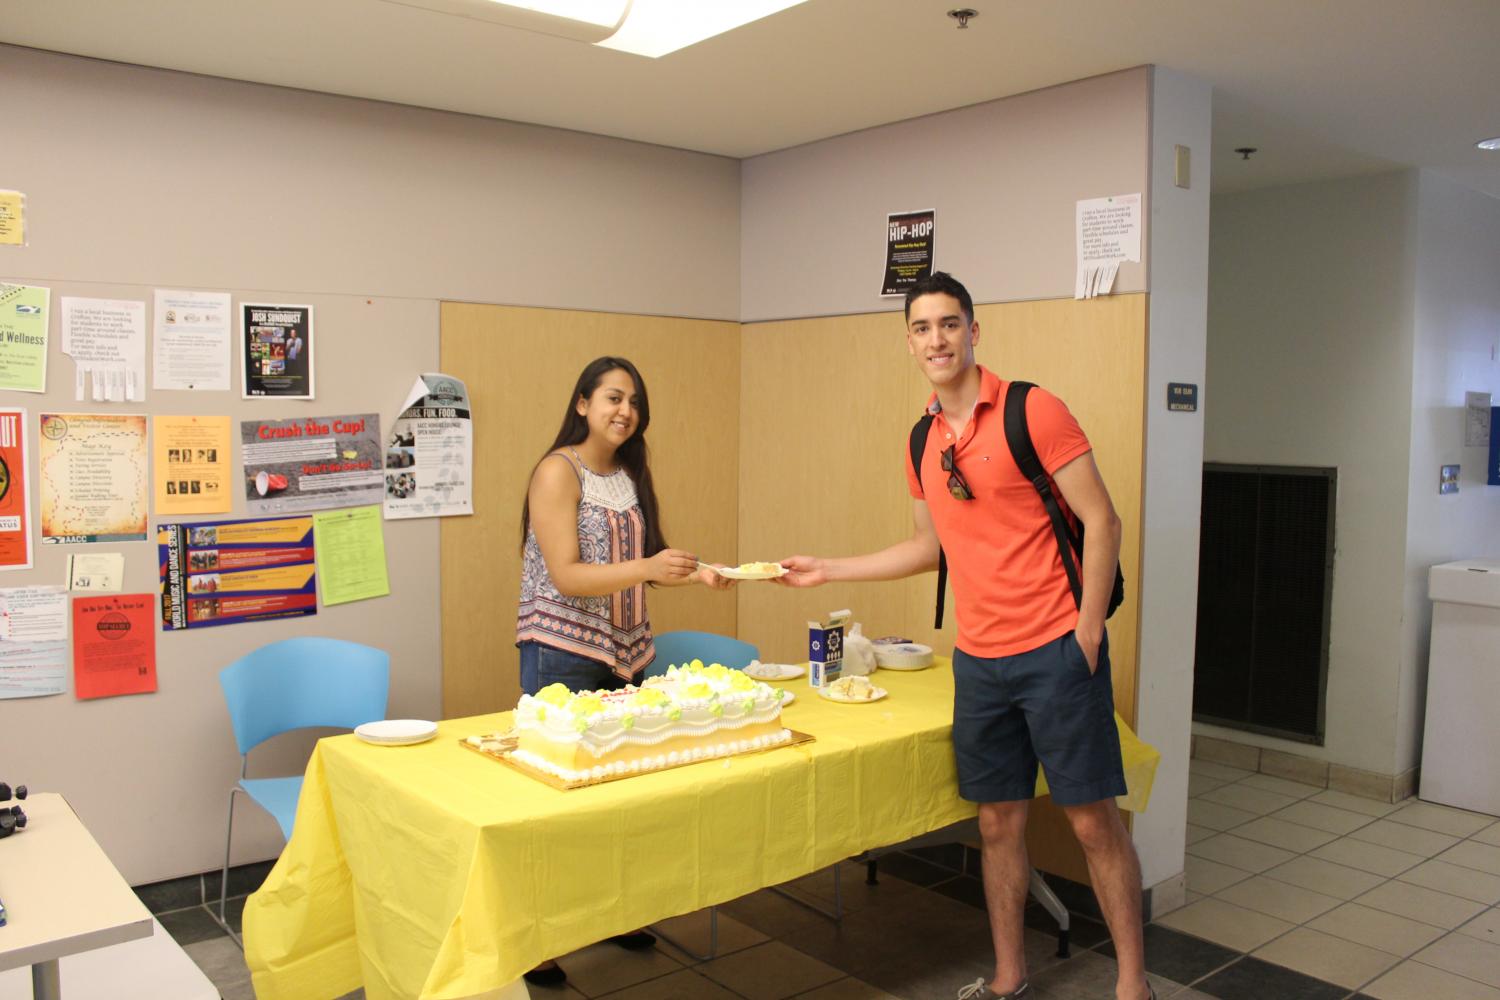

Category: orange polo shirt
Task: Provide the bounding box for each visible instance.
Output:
[905,366,1093,657]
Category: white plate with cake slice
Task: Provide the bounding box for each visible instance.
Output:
[355,719,439,746]
[745,661,805,681]
[817,677,888,703]
[716,561,788,580]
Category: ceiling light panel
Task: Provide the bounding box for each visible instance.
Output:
[598,0,809,58]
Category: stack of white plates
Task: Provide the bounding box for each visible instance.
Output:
[354,719,439,746]
[873,642,934,670]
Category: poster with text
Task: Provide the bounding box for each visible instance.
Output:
[241,303,314,399]
[39,412,149,544]
[0,586,68,699]
[880,209,935,296]
[241,413,382,514]
[154,289,232,391]
[0,408,33,570]
[154,415,233,515]
[383,374,473,520]
[0,283,49,393]
[72,593,156,699]
[158,515,317,630]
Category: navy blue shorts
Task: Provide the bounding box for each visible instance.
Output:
[951,631,1127,806]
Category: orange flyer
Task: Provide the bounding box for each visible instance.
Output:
[0,408,32,571]
[72,593,157,699]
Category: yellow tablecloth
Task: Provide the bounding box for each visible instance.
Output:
[244,659,1158,1000]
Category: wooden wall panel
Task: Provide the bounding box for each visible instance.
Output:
[737,294,1147,884]
[439,303,741,718]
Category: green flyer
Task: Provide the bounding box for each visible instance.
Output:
[0,283,50,393]
[312,505,391,606]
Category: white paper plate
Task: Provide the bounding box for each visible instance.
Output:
[874,642,935,670]
[716,563,788,580]
[745,661,805,681]
[817,684,888,704]
[355,719,438,746]
[775,689,797,706]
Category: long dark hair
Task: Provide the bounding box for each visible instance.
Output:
[520,356,667,557]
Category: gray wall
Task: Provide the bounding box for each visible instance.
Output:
[740,69,1152,321]
[1399,170,1500,770]
[1203,172,1420,776]
[0,43,741,884]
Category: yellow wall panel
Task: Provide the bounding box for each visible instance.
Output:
[440,303,741,718]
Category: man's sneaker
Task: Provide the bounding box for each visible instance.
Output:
[956,979,1030,999]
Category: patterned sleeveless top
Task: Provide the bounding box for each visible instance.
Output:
[516,451,654,681]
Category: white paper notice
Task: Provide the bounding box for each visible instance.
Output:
[66,552,126,593]
[61,297,147,401]
[1465,391,1492,448]
[1075,194,1142,300]
[0,585,68,642]
[154,289,233,391]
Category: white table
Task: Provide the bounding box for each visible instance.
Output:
[0,794,154,1000]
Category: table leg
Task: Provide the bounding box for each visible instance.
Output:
[31,958,61,1000]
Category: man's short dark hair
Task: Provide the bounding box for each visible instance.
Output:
[903,271,974,325]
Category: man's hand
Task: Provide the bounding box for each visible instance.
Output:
[776,556,827,588]
[697,564,735,590]
[1074,620,1103,673]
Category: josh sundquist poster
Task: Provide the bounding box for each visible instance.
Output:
[158,515,318,630]
[241,303,314,399]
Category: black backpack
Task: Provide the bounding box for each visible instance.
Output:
[909,380,1125,628]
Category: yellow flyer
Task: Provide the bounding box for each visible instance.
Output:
[0,191,24,247]
[38,413,149,544]
[0,283,49,393]
[155,415,232,514]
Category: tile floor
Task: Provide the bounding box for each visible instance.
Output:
[140,765,1500,999]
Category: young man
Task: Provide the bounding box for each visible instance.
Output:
[779,272,1151,1000]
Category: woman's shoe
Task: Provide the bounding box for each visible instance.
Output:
[522,961,567,987]
[608,930,658,950]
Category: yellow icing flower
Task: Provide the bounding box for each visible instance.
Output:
[702,664,731,682]
[631,688,669,707]
[683,681,713,700]
[728,671,756,692]
[567,694,605,716]
[535,683,572,708]
[689,658,705,672]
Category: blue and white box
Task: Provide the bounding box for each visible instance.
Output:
[808,609,851,688]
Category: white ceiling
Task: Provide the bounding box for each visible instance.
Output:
[3,0,1497,197]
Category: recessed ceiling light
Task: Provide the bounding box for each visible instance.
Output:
[1478,137,1500,151]
[598,0,810,58]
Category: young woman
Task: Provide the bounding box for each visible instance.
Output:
[515,356,728,985]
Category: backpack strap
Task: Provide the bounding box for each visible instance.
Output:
[909,413,948,629]
[1002,381,1086,609]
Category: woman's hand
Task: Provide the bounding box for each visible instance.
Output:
[643,548,699,584]
[697,564,735,590]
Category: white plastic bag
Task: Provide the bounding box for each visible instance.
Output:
[842,622,878,676]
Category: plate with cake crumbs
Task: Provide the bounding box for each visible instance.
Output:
[715,561,789,580]
[744,661,805,681]
[817,676,888,704]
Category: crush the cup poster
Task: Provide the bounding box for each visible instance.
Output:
[158,515,317,630]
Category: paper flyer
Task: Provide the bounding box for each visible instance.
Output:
[66,552,125,592]
[154,289,233,391]
[0,283,50,393]
[72,593,157,700]
[155,414,233,514]
[1075,193,1142,300]
[241,413,382,514]
[313,506,391,605]
[241,303,314,399]
[39,412,150,544]
[0,408,33,571]
[880,209,936,296]
[158,515,318,630]
[383,374,473,520]
[0,586,69,698]
[61,296,147,402]
[0,190,25,247]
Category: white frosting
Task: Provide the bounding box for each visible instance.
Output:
[515,661,787,760]
[509,728,794,784]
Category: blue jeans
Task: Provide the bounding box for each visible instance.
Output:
[517,641,627,696]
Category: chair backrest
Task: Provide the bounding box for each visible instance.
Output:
[220,637,390,755]
[645,630,759,678]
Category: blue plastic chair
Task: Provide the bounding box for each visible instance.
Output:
[644,630,759,678]
[212,637,389,945]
